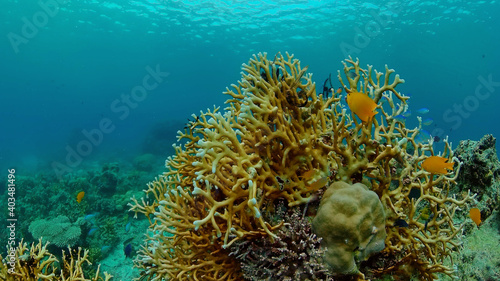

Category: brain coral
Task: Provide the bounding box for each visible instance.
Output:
[28,215,81,247]
[312,181,386,274]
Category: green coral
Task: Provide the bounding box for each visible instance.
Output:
[28,215,82,247]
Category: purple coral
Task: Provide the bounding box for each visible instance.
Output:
[229,208,333,281]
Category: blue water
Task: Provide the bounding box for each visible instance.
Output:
[1,0,499,175]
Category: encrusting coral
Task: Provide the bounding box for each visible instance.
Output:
[28,215,81,248]
[130,52,470,280]
[0,239,113,281]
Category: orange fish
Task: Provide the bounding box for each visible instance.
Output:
[336,87,343,94]
[469,208,481,226]
[76,191,85,203]
[306,176,328,191]
[301,169,317,180]
[421,156,454,174]
[346,91,377,122]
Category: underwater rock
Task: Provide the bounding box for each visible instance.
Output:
[91,163,119,195]
[454,134,500,219]
[133,153,155,172]
[455,135,500,196]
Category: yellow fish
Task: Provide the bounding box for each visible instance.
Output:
[306,176,328,191]
[421,156,454,174]
[301,169,317,180]
[346,91,377,122]
[76,191,85,203]
[469,208,481,227]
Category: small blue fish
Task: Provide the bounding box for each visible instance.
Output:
[416,129,432,143]
[416,108,429,114]
[402,110,412,117]
[101,245,111,252]
[88,227,99,236]
[422,118,433,126]
[394,114,406,122]
[84,213,97,220]
[124,243,132,257]
[125,222,131,232]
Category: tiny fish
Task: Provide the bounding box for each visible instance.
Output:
[469,208,481,227]
[84,213,97,220]
[101,245,111,252]
[394,219,409,227]
[402,110,412,118]
[336,87,343,94]
[416,108,429,114]
[123,237,134,245]
[88,227,99,236]
[433,135,441,143]
[125,222,131,232]
[424,213,434,232]
[76,191,85,203]
[394,114,406,122]
[347,71,357,79]
[422,118,433,126]
[301,169,317,180]
[306,176,328,191]
[416,129,432,144]
[124,243,132,258]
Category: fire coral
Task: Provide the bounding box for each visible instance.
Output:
[130,53,470,281]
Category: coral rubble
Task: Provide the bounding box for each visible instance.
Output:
[130,53,470,280]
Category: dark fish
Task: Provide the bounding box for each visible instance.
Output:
[322,74,333,99]
[433,135,441,143]
[424,213,434,232]
[123,237,134,245]
[124,243,132,258]
[394,219,409,227]
[408,188,421,201]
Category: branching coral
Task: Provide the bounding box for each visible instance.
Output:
[0,239,112,281]
[230,206,333,281]
[130,53,470,280]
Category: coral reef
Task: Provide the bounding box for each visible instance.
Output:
[130,53,471,280]
[455,134,500,190]
[454,134,500,219]
[90,163,119,195]
[29,215,82,247]
[312,182,386,275]
[0,239,113,281]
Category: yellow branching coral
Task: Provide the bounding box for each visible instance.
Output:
[0,239,113,281]
[130,53,470,280]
